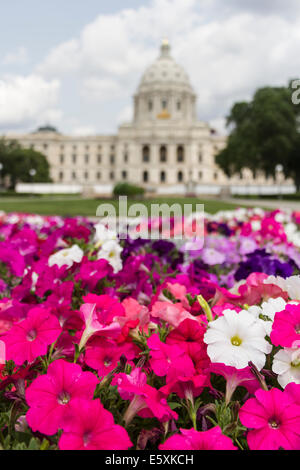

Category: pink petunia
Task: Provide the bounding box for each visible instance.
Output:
[59,398,132,450]
[112,368,178,425]
[147,333,195,381]
[151,301,197,328]
[160,374,209,400]
[271,304,300,348]
[209,363,261,404]
[2,307,62,365]
[159,426,237,450]
[75,257,112,290]
[26,359,98,435]
[239,388,300,450]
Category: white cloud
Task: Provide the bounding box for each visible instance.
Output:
[0,74,61,130]
[2,46,29,66]
[3,0,300,134]
[116,105,133,125]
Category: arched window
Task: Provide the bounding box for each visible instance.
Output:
[142,145,150,163]
[177,145,184,162]
[160,171,166,183]
[122,170,127,180]
[160,145,167,162]
[143,171,148,183]
[177,171,183,182]
[59,171,63,181]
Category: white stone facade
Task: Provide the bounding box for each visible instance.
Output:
[5,40,291,195]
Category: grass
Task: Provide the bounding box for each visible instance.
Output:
[0,196,247,217]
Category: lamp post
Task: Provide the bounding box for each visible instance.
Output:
[29,168,36,181]
[275,164,283,199]
[0,163,3,190]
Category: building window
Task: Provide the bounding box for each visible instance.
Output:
[142,145,150,163]
[199,171,203,180]
[72,171,76,180]
[97,154,101,163]
[60,154,64,164]
[124,153,128,163]
[214,172,218,180]
[84,171,89,180]
[85,145,89,151]
[110,155,115,164]
[85,154,89,164]
[160,145,167,162]
[143,171,148,183]
[177,101,181,110]
[73,145,77,150]
[177,145,184,162]
[177,171,183,182]
[72,154,77,164]
[160,171,166,183]
[148,100,153,111]
[110,171,114,180]
[199,153,203,163]
[162,99,167,109]
[122,171,127,180]
[97,172,101,180]
[59,171,63,181]
[43,143,48,150]
[111,145,115,151]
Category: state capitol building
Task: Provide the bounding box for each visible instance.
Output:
[6,40,289,196]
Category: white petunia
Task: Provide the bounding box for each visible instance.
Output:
[247,297,287,336]
[94,223,117,248]
[97,239,123,273]
[48,244,84,269]
[204,309,272,370]
[264,275,300,301]
[272,348,300,388]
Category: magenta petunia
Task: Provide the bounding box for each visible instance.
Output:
[239,388,300,450]
[112,368,178,425]
[26,359,99,435]
[209,363,261,404]
[271,304,300,347]
[159,426,237,450]
[59,398,132,450]
[2,307,62,365]
[147,333,195,381]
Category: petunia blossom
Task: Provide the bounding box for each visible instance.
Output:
[239,388,300,450]
[159,426,237,450]
[59,398,132,450]
[2,307,62,365]
[26,359,98,435]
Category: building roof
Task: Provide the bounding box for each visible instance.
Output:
[137,40,194,94]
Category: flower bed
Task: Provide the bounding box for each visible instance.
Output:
[0,208,300,450]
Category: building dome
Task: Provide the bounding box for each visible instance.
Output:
[134,40,196,124]
[138,40,193,94]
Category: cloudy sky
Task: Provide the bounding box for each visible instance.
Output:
[0,0,300,136]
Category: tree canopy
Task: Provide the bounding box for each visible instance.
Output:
[0,139,51,190]
[216,81,300,190]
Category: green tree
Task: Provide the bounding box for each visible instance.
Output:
[216,81,300,190]
[0,139,51,190]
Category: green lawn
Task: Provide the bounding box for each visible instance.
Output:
[0,196,247,217]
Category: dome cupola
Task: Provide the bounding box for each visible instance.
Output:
[134,40,197,125]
